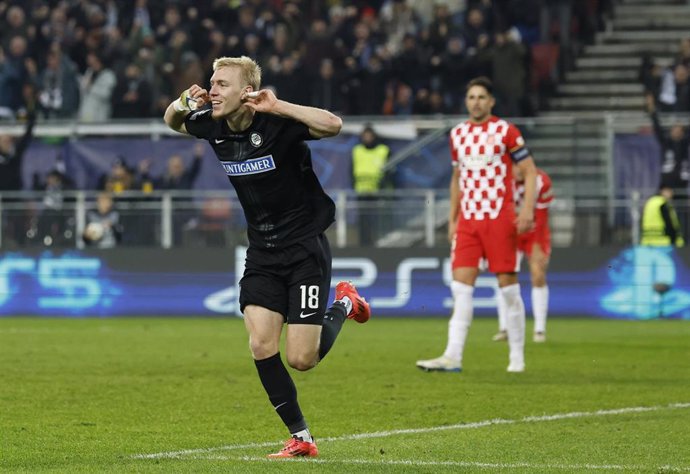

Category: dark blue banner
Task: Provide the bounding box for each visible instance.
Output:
[1,246,689,319]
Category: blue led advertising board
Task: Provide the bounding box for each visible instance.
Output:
[1,246,689,319]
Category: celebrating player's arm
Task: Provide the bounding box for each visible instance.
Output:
[164,85,341,139]
[163,84,210,134]
[241,89,342,138]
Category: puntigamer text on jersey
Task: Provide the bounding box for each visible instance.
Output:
[221,155,276,176]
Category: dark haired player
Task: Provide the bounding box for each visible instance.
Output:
[417,76,537,373]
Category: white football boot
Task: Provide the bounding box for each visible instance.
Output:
[507,357,525,373]
[416,355,462,373]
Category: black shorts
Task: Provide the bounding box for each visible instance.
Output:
[239,234,332,325]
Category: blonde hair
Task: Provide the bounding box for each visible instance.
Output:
[212,56,261,90]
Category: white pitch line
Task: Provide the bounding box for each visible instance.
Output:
[132,401,690,460]
[193,456,690,472]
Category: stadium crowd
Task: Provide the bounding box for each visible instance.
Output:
[0,0,611,122]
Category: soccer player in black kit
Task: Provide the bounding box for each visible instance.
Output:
[163,56,370,458]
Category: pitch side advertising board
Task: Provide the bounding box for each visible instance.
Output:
[1,246,689,319]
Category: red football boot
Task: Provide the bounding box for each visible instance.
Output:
[267,436,318,458]
[335,281,371,323]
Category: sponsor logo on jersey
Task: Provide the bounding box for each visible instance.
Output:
[249,132,263,147]
[463,153,493,169]
[220,155,276,176]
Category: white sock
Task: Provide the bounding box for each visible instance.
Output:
[532,286,549,333]
[292,428,313,443]
[501,283,525,366]
[443,281,474,364]
[337,296,353,315]
[497,291,508,332]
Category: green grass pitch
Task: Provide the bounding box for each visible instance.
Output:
[1,317,689,473]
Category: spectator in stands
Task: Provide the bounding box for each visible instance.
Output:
[99,157,137,194]
[655,64,690,113]
[647,100,690,236]
[392,33,428,92]
[78,52,117,122]
[392,82,414,115]
[139,144,205,246]
[0,94,35,246]
[428,90,449,115]
[32,167,74,247]
[412,87,433,114]
[351,124,390,246]
[0,37,30,119]
[147,144,204,191]
[438,36,470,113]
[274,56,307,104]
[427,3,458,55]
[3,0,573,120]
[240,33,262,59]
[112,63,152,118]
[358,54,389,115]
[1,5,30,51]
[154,4,182,47]
[641,54,664,107]
[510,0,543,47]
[83,192,123,249]
[463,7,490,51]
[264,22,291,61]
[278,1,306,52]
[641,183,685,248]
[0,99,35,191]
[491,28,528,117]
[676,38,690,69]
[37,45,80,119]
[37,4,72,54]
[310,58,343,113]
[465,32,493,80]
[380,0,423,56]
[302,18,334,77]
[349,20,379,71]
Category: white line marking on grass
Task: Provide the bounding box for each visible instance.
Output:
[193,456,690,472]
[133,401,690,460]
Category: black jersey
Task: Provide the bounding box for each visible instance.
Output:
[184,108,336,249]
[652,111,690,188]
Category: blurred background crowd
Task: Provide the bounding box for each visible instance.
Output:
[1,0,615,122]
[1,0,689,250]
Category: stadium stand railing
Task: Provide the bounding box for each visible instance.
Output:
[1,113,686,249]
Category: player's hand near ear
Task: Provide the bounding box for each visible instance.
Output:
[173,84,210,112]
[242,89,278,113]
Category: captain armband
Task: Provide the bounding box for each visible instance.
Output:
[511,147,531,161]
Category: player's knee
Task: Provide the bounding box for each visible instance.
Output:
[248,337,279,360]
[530,267,547,286]
[286,352,318,371]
